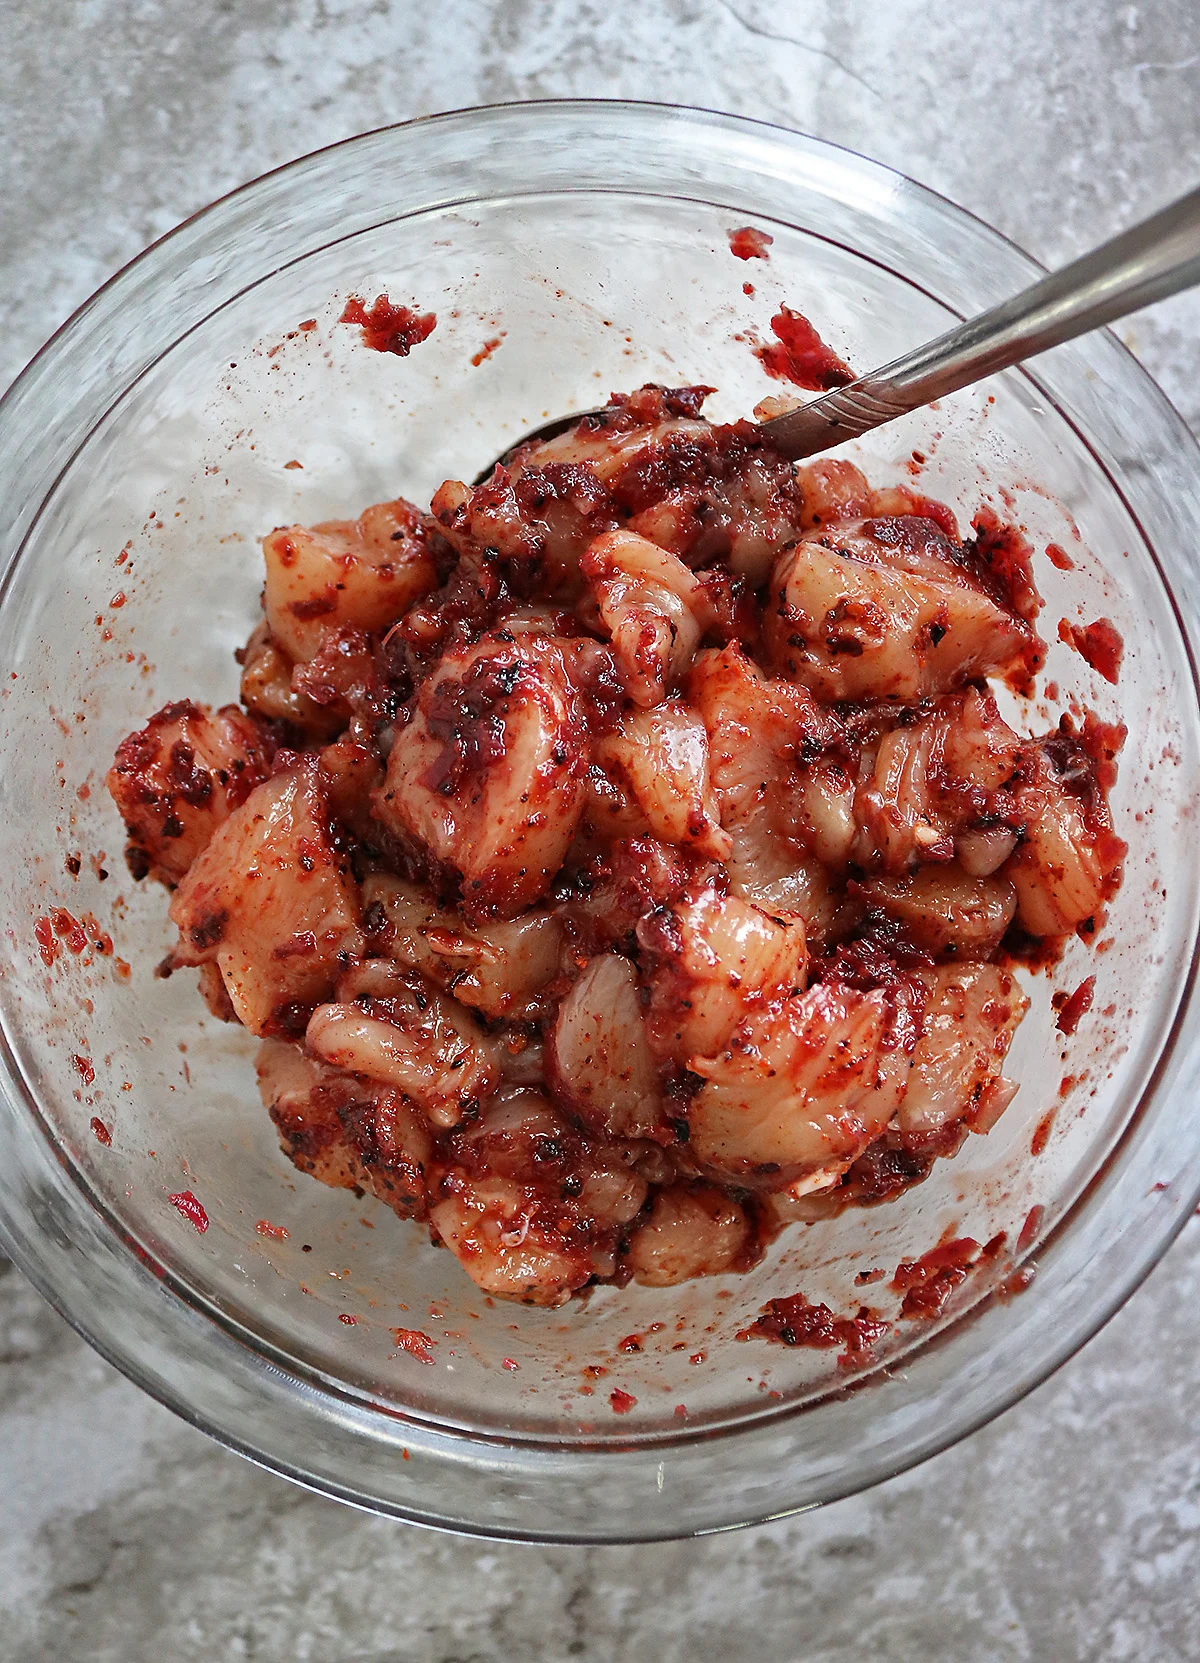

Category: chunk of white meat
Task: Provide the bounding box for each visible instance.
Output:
[513,409,709,486]
[263,497,436,663]
[688,644,844,944]
[794,458,875,531]
[767,518,1035,701]
[373,633,585,922]
[592,703,730,860]
[362,872,563,1021]
[625,453,805,587]
[108,700,275,884]
[576,756,656,849]
[256,1038,433,1217]
[428,468,620,600]
[856,866,1018,957]
[315,733,386,846]
[429,1181,590,1306]
[238,621,344,739]
[545,953,667,1140]
[639,889,807,1065]
[580,529,712,707]
[793,458,962,538]
[956,825,1021,879]
[306,960,498,1128]
[687,981,909,1187]
[739,859,843,953]
[854,718,951,875]
[168,762,363,1036]
[627,1185,753,1285]
[255,1039,373,1192]
[1004,753,1119,936]
[428,1090,648,1306]
[851,688,1024,875]
[897,965,1027,1135]
[779,757,857,869]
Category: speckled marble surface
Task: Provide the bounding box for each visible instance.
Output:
[3,3,1200,1657]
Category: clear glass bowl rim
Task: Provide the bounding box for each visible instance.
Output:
[1,98,1199,1543]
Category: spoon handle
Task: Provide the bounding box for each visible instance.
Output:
[761,183,1200,461]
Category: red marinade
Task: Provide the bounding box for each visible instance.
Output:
[754,306,854,390]
[728,226,773,260]
[892,1239,981,1320]
[340,295,437,357]
[746,1294,889,1363]
[1057,617,1124,684]
[1054,975,1096,1036]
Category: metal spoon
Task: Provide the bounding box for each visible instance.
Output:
[480,182,1200,477]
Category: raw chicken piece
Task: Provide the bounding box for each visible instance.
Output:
[167,760,362,1035]
[428,1091,648,1305]
[374,632,586,922]
[108,700,275,884]
[263,496,436,663]
[767,516,1038,701]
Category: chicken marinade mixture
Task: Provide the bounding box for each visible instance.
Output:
[108,384,1124,1306]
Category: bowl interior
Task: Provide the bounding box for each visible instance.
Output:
[1,108,1197,1535]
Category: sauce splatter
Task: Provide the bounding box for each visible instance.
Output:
[51,908,88,954]
[1016,1204,1044,1252]
[728,226,773,260]
[255,1219,290,1240]
[89,1117,112,1146]
[71,1054,95,1085]
[502,1357,520,1371]
[969,508,1041,624]
[471,334,505,367]
[999,1264,1037,1300]
[81,912,113,955]
[1057,617,1123,684]
[754,306,854,391]
[338,1313,358,1326]
[34,916,57,966]
[391,1327,436,1363]
[340,295,437,356]
[1046,541,1075,571]
[1031,1108,1056,1156]
[743,1295,889,1364]
[892,1238,980,1320]
[168,1190,209,1233]
[609,1387,637,1414]
[1054,975,1096,1035]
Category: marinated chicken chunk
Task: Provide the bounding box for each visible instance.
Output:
[167,760,363,1035]
[107,700,275,883]
[373,631,586,922]
[427,1091,648,1305]
[109,382,1123,1307]
[263,496,436,663]
[767,516,1038,703]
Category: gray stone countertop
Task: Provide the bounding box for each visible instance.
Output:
[2,2,1200,1657]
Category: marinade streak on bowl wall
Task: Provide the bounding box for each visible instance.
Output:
[106,384,1126,1307]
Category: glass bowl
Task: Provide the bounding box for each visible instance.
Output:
[1,101,1198,1543]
